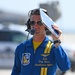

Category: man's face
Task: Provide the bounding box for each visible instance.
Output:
[30,15,46,36]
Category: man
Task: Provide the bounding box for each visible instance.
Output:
[11,8,71,75]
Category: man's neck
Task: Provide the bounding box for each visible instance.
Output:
[33,34,45,42]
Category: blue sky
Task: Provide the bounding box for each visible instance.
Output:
[0,0,75,33]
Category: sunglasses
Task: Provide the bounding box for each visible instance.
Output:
[29,21,43,26]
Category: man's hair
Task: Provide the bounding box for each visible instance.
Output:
[28,8,48,17]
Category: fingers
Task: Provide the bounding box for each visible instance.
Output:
[51,25,63,41]
[52,25,62,35]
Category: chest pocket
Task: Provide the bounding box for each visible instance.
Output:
[41,41,53,57]
[40,41,53,75]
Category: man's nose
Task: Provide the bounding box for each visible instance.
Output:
[34,22,39,27]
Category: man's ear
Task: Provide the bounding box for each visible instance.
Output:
[25,18,30,25]
[25,18,31,31]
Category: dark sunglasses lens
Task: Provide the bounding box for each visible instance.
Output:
[37,21,43,26]
[29,21,35,26]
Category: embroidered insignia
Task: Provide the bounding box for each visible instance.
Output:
[41,53,49,57]
[21,53,31,66]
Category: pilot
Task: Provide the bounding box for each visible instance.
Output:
[11,8,71,75]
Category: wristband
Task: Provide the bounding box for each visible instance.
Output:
[54,40,61,44]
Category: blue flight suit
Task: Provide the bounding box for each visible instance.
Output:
[11,36,71,75]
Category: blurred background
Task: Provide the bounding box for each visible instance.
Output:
[0,0,75,75]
